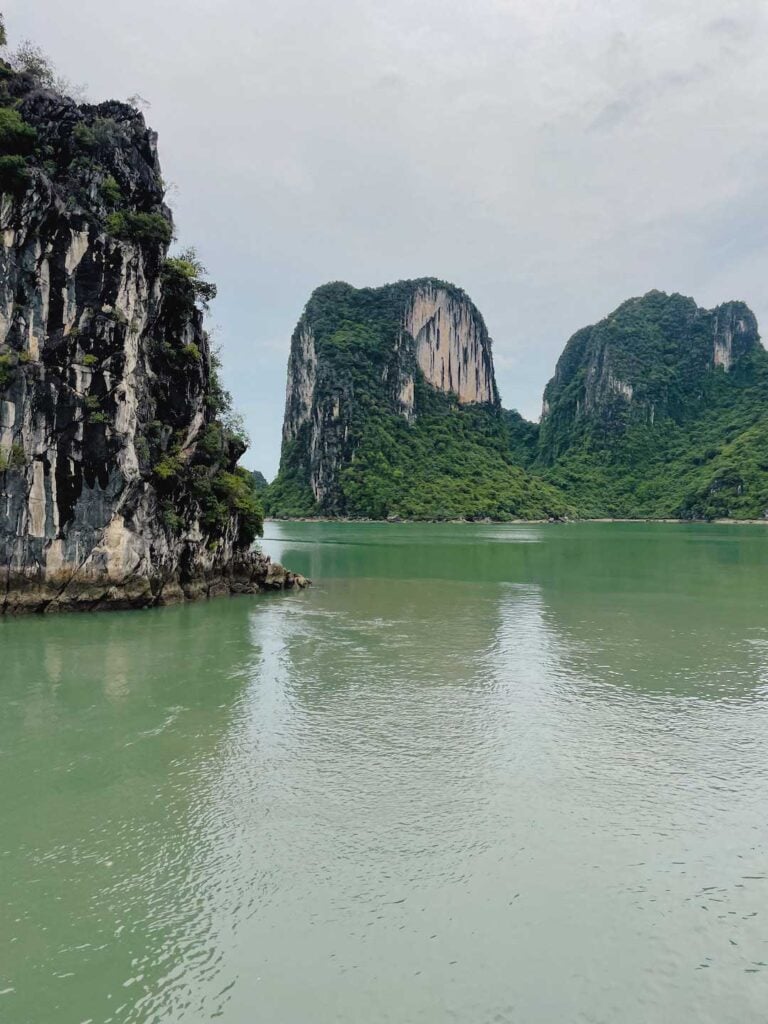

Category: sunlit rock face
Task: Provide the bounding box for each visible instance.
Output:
[404,282,498,407]
[0,70,304,612]
[275,278,501,511]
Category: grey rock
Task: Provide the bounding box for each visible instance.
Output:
[0,69,305,613]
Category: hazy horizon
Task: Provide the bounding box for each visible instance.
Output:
[6,0,768,477]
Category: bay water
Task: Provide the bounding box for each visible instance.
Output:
[2,522,768,1023]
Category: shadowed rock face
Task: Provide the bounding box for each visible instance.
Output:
[0,70,305,612]
[276,278,500,511]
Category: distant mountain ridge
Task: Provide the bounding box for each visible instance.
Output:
[267,283,768,522]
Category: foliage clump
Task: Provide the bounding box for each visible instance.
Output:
[106,210,172,246]
[0,443,26,471]
[99,174,121,206]
[0,353,15,388]
[0,106,37,152]
[161,249,217,314]
[0,106,37,193]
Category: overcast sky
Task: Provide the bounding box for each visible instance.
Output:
[6,0,768,475]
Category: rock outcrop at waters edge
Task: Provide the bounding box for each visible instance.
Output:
[0,63,305,612]
[535,291,768,519]
[270,281,768,522]
[267,279,568,520]
[538,292,761,461]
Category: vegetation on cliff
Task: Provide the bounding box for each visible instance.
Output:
[267,280,569,520]
[270,286,768,523]
[535,292,768,520]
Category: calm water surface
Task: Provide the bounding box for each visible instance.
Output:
[2,522,768,1023]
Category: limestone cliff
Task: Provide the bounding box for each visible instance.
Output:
[270,282,768,522]
[404,282,497,407]
[535,291,768,520]
[538,291,761,462]
[0,62,304,612]
[268,279,568,521]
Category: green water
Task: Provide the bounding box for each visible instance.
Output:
[2,522,768,1023]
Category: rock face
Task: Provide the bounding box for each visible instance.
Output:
[270,282,768,522]
[0,66,305,612]
[275,279,500,512]
[404,282,497,407]
[538,291,761,461]
[268,278,569,520]
[534,290,768,520]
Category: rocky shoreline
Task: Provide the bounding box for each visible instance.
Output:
[0,551,308,616]
[0,67,310,618]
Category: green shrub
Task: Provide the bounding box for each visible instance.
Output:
[162,250,217,311]
[181,343,201,362]
[72,123,96,149]
[106,210,172,246]
[154,454,183,481]
[0,107,36,194]
[100,175,122,206]
[73,117,120,151]
[161,501,184,533]
[0,353,15,388]
[0,107,37,153]
[205,350,232,416]
[192,464,264,543]
[198,422,224,459]
[134,435,150,462]
[0,154,29,193]
[82,354,98,367]
[0,443,26,471]
[90,118,121,147]
[110,307,127,325]
[213,468,264,543]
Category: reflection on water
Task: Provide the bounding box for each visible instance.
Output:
[1,523,768,1023]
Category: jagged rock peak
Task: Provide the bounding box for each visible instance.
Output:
[287,277,498,415]
[0,59,306,612]
[276,277,500,510]
[538,290,760,459]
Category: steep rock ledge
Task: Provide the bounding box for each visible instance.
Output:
[0,64,305,613]
[1,550,306,615]
[404,282,497,407]
[268,278,568,520]
[275,278,500,510]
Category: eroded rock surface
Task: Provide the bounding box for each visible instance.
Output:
[275,278,500,512]
[0,67,305,613]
